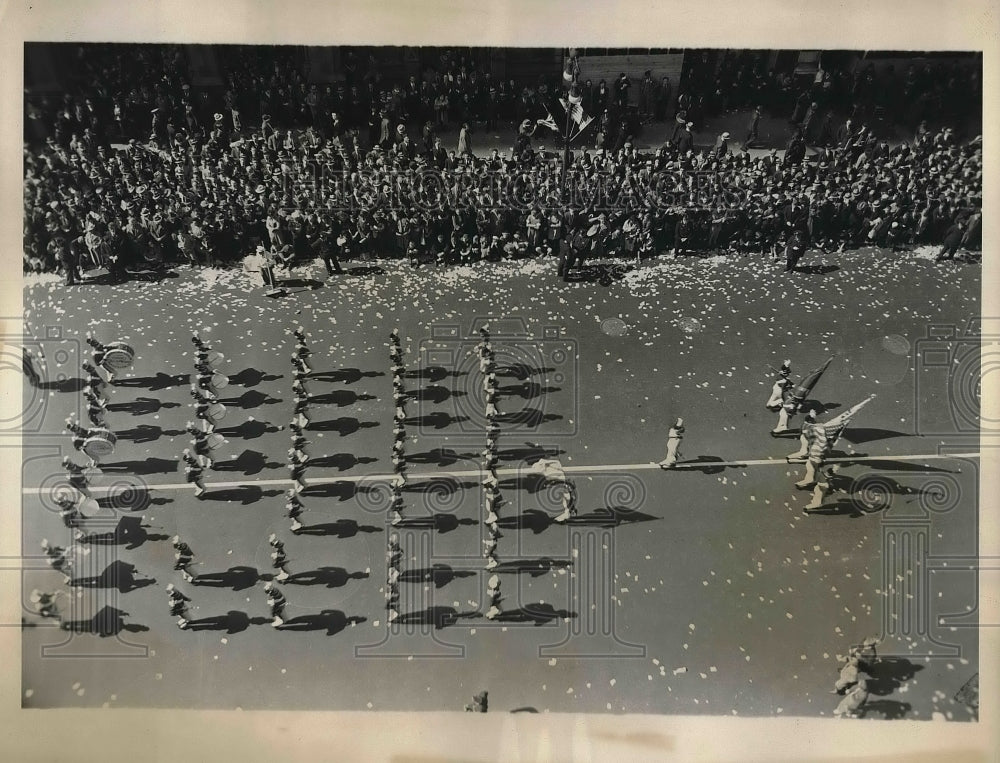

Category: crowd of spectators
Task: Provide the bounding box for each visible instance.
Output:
[23,46,982,282]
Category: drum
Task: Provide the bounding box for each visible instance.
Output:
[207,402,227,423]
[83,429,117,459]
[211,372,229,390]
[207,432,225,450]
[79,496,101,515]
[207,351,224,369]
[103,342,135,370]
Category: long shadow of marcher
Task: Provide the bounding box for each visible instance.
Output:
[496,409,562,427]
[186,610,269,633]
[301,481,361,501]
[295,519,381,538]
[285,567,370,588]
[217,389,282,409]
[100,456,179,475]
[308,454,378,470]
[803,497,866,518]
[192,565,261,591]
[308,368,384,384]
[76,515,170,550]
[404,366,462,383]
[866,659,924,696]
[346,265,384,276]
[96,489,172,512]
[498,381,561,400]
[393,515,479,534]
[498,509,555,534]
[228,368,283,388]
[494,558,573,577]
[497,444,565,463]
[674,455,741,474]
[862,700,913,720]
[214,419,281,440]
[410,386,463,404]
[407,448,478,467]
[841,428,912,445]
[495,603,577,626]
[790,264,840,275]
[277,610,366,635]
[39,376,86,393]
[203,485,280,505]
[495,363,555,380]
[399,564,476,588]
[60,606,148,637]
[114,424,184,443]
[69,560,156,593]
[404,412,470,429]
[213,449,283,476]
[107,397,182,416]
[839,458,958,474]
[402,479,479,495]
[308,390,377,406]
[114,372,190,391]
[395,606,481,630]
[307,417,379,436]
[564,509,659,528]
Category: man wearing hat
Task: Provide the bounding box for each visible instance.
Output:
[675,121,694,155]
[745,105,762,149]
[713,131,730,160]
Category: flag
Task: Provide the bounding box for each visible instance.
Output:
[538,114,560,133]
[821,394,876,443]
[791,356,835,405]
[559,98,585,126]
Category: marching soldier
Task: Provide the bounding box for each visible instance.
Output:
[483,535,499,570]
[390,488,405,526]
[41,539,74,583]
[657,418,684,469]
[30,589,62,621]
[62,456,92,499]
[794,419,829,489]
[766,360,792,410]
[292,389,310,429]
[803,464,850,512]
[182,449,206,498]
[553,482,578,523]
[190,385,216,433]
[56,494,85,529]
[386,534,402,569]
[81,362,108,398]
[186,422,215,468]
[166,584,192,629]
[83,389,107,427]
[289,421,309,462]
[288,450,308,494]
[264,581,286,627]
[292,326,312,373]
[286,489,305,533]
[786,409,818,462]
[386,581,400,622]
[485,574,502,620]
[172,536,196,583]
[771,388,800,435]
[268,534,291,582]
[85,336,116,383]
